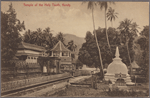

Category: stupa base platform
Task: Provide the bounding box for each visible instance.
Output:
[126,82,135,86]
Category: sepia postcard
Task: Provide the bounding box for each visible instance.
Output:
[1,1,149,97]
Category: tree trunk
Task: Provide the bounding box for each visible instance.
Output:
[105,10,111,53]
[126,38,132,76]
[92,8,104,79]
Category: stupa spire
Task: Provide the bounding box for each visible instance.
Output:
[115,46,120,58]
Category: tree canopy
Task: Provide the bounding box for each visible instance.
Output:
[78,27,135,68]
[134,26,149,81]
[1,3,25,61]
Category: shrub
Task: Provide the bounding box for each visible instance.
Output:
[73,70,91,76]
[106,88,148,97]
[131,76,146,83]
[81,70,91,76]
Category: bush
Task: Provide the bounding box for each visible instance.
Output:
[74,70,91,76]
[106,87,148,97]
[131,76,146,83]
[81,70,91,76]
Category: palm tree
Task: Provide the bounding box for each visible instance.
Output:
[32,28,43,46]
[56,32,65,44]
[83,1,104,79]
[131,22,140,37]
[107,7,118,27]
[118,18,138,76]
[43,27,53,47]
[23,29,32,43]
[97,1,115,53]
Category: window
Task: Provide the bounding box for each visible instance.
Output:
[62,52,68,56]
[28,57,30,59]
[53,51,60,57]
[31,57,33,59]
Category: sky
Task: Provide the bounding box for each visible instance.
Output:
[1,1,149,37]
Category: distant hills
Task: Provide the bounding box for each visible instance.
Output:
[63,34,85,55]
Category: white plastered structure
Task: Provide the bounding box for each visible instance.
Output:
[105,47,134,85]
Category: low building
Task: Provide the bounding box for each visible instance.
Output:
[15,42,47,63]
[128,61,141,75]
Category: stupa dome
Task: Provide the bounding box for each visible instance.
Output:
[105,47,134,85]
[106,47,128,75]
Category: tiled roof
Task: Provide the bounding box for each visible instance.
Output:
[15,53,41,57]
[51,41,71,52]
[18,42,46,52]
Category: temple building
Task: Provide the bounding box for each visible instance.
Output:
[14,41,74,74]
[128,61,140,75]
[50,41,75,71]
[15,42,47,63]
[105,47,134,86]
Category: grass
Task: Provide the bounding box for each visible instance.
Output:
[46,76,149,97]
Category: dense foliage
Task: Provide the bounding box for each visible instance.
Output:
[78,27,135,69]
[1,3,25,61]
[23,28,77,54]
[134,26,149,81]
[106,87,148,97]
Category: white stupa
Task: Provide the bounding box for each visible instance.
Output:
[105,47,134,85]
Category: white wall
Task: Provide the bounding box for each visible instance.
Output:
[26,56,38,63]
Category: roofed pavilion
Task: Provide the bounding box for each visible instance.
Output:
[51,41,71,57]
[50,41,75,71]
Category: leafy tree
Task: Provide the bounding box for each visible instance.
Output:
[67,40,77,52]
[1,3,25,61]
[75,59,83,69]
[78,43,94,67]
[83,1,104,79]
[79,27,135,76]
[135,26,149,81]
[140,26,149,37]
[67,40,77,61]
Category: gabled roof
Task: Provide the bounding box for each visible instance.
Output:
[131,61,140,68]
[18,42,46,52]
[51,41,71,52]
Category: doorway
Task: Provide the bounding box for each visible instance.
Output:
[115,79,126,86]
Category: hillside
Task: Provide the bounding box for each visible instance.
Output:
[63,34,85,55]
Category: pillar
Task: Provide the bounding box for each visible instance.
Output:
[60,51,62,57]
[47,61,50,75]
[68,52,69,57]
[51,51,53,57]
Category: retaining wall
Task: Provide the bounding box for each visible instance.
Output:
[1,72,72,93]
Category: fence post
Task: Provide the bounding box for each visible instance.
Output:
[48,61,50,75]
[91,71,94,88]
[13,67,16,78]
[26,64,29,78]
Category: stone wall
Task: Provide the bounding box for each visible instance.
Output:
[1,73,72,93]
